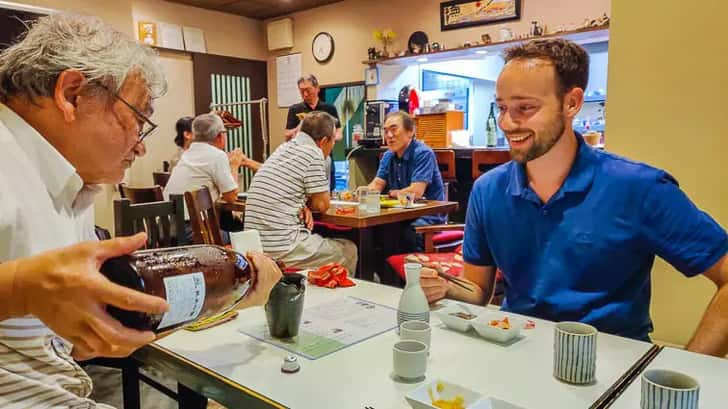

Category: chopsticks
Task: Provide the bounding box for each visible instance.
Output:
[588,344,663,409]
[437,271,475,293]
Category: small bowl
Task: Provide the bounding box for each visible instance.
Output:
[434,306,478,332]
[405,379,484,409]
[471,312,524,343]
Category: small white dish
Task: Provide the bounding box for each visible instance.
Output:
[471,312,524,344]
[434,305,477,332]
[405,379,526,409]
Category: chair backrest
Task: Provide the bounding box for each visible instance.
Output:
[113,195,185,248]
[152,172,171,188]
[435,150,456,181]
[471,150,511,180]
[184,186,224,246]
[118,183,164,204]
[230,230,263,254]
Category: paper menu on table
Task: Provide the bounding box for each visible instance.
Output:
[276,53,302,108]
[238,296,397,359]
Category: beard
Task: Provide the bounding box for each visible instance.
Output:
[508,115,566,164]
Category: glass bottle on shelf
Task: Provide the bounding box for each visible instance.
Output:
[486,102,497,147]
[100,245,266,333]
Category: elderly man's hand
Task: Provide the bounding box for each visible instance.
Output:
[228,148,244,168]
[13,233,169,361]
[299,206,314,230]
[242,252,283,307]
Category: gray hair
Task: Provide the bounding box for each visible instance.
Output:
[300,111,335,142]
[192,113,225,142]
[0,12,167,103]
[297,74,319,87]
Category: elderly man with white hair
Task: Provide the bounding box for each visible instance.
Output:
[164,112,246,243]
[0,13,280,408]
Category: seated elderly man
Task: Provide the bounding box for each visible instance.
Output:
[368,111,446,258]
[164,113,245,243]
[245,111,358,273]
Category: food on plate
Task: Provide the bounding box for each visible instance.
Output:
[334,206,356,215]
[427,384,465,409]
[489,317,511,330]
[450,312,476,320]
[340,190,354,201]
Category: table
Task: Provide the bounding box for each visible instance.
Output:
[135,280,655,409]
[317,200,458,280]
[216,199,245,213]
[607,346,728,408]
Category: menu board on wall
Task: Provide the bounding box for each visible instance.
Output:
[276,53,302,107]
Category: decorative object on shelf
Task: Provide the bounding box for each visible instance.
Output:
[481,33,492,44]
[441,0,522,31]
[431,42,441,51]
[364,67,379,86]
[398,50,407,56]
[462,41,472,47]
[312,31,334,63]
[137,21,158,46]
[373,28,396,57]
[499,27,513,41]
[530,20,544,36]
[367,47,377,60]
[407,31,429,54]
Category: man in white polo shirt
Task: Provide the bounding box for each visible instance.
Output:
[245,111,358,273]
[164,113,245,243]
[0,13,170,409]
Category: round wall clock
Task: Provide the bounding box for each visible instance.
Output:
[312,32,334,63]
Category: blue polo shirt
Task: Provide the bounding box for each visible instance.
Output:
[463,134,727,340]
[377,139,446,224]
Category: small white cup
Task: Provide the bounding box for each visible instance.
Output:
[641,369,699,409]
[553,322,598,384]
[393,340,427,380]
[400,320,431,351]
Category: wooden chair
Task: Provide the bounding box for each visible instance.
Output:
[471,150,511,180]
[184,186,224,246]
[152,171,171,188]
[113,195,185,248]
[118,183,164,204]
[435,150,457,182]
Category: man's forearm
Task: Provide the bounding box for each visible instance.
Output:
[446,277,492,306]
[686,283,728,356]
[0,260,24,321]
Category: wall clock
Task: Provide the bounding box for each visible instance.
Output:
[312,32,334,63]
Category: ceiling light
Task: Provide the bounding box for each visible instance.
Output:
[416,57,428,63]
[475,50,488,55]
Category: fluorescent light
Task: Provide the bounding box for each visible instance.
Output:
[416,57,428,63]
[475,50,488,55]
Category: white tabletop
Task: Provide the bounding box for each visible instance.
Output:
[609,346,728,408]
[155,280,653,409]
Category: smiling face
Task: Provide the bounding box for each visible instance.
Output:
[495,58,570,164]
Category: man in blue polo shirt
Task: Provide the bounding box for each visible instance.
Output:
[421,38,728,356]
[368,110,445,255]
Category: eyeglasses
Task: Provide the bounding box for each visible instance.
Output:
[99,84,158,143]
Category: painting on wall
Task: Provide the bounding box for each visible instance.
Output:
[440,0,521,31]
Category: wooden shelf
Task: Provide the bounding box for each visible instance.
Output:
[362,25,609,66]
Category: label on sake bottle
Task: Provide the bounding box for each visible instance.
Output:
[157,272,206,330]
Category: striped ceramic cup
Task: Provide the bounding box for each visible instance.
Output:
[641,369,699,409]
[553,322,598,384]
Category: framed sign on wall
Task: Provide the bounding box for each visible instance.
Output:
[440,0,521,31]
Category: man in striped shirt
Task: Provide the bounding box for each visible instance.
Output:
[245,112,358,273]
